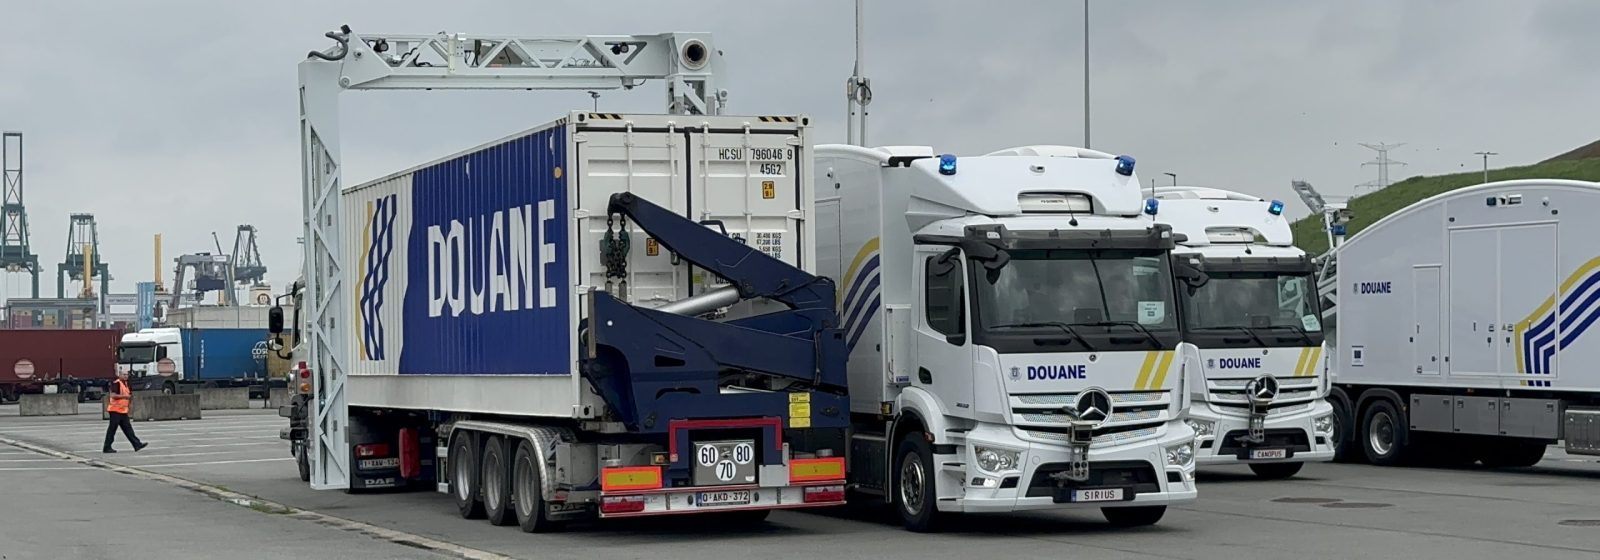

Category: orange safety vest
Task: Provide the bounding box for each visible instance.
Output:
[107,379,131,415]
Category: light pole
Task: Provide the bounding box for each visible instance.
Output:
[1083,0,1091,149]
[1474,151,1498,184]
[1164,172,1177,186]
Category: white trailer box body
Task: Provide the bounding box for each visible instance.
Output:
[165,305,287,329]
[338,112,813,417]
[1327,179,1600,464]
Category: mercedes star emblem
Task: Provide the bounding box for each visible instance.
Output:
[1244,374,1280,403]
[1068,388,1114,426]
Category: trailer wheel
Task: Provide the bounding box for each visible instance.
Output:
[1361,399,1410,466]
[1248,461,1304,479]
[894,433,946,532]
[451,433,485,519]
[482,435,515,526]
[1479,439,1547,468]
[511,439,559,533]
[1102,505,1166,527]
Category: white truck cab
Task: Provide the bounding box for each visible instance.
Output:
[115,327,184,392]
[817,144,1197,531]
[1150,186,1336,478]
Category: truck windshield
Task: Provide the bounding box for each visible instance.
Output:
[971,249,1180,353]
[1180,271,1324,348]
[117,344,157,364]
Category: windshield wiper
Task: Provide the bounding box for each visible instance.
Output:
[1191,325,1268,346]
[989,322,1097,351]
[1262,324,1317,345]
[1068,320,1162,348]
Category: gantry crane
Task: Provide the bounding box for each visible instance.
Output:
[230,224,267,287]
[1,132,40,298]
[57,213,111,300]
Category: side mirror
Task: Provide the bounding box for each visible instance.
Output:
[945,333,967,346]
[929,248,960,276]
[268,305,284,334]
[156,346,168,360]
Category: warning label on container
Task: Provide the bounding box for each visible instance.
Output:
[645,238,660,256]
[753,232,783,260]
[761,181,776,199]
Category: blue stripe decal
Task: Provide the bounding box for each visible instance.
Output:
[1523,274,1600,375]
[839,255,880,318]
[847,296,882,352]
[843,274,882,336]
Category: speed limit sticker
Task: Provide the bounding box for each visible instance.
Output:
[715,460,737,482]
[697,444,719,467]
[732,442,754,465]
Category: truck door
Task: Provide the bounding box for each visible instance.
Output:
[913,248,975,417]
[1447,228,1500,378]
[1497,224,1557,378]
[1412,266,1442,376]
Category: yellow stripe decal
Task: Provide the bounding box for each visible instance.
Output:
[357,200,373,360]
[839,237,882,305]
[1303,347,1323,377]
[1516,254,1600,373]
[1149,351,1176,390]
[1134,351,1159,390]
[1293,347,1311,377]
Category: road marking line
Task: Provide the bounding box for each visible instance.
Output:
[137,458,291,468]
[70,441,277,452]
[0,466,95,471]
[0,435,515,560]
[0,418,282,431]
[112,450,277,460]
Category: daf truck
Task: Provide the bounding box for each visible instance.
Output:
[1150,186,1336,479]
[1316,179,1600,467]
[814,144,1198,530]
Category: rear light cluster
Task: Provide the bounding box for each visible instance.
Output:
[803,484,846,504]
[296,361,312,394]
[355,443,391,458]
[600,495,646,514]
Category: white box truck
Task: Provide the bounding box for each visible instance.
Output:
[1150,186,1336,479]
[1318,179,1600,467]
[279,112,858,531]
[814,144,1198,531]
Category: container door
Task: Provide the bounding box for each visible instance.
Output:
[1412,265,1442,376]
[1446,228,1499,378]
[574,128,690,308]
[1499,224,1558,379]
[685,128,805,282]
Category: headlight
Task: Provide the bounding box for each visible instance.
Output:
[1184,418,1215,438]
[974,446,1021,473]
[1165,442,1194,467]
[1314,414,1334,435]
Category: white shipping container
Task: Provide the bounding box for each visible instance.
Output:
[337,112,813,417]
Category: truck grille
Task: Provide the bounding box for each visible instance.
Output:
[1205,377,1320,416]
[1010,391,1170,446]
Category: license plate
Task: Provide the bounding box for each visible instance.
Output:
[1070,488,1124,502]
[359,458,399,469]
[696,490,752,506]
[1250,449,1288,460]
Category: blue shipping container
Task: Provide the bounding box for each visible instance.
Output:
[180,328,270,381]
[345,125,571,377]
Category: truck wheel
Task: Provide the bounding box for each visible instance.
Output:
[511,439,559,533]
[894,434,946,533]
[1248,461,1304,479]
[1361,399,1410,466]
[296,444,311,482]
[1480,440,1547,468]
[1330,397,1357,462]
[451,434,485,519]
[1102,505,1166,527]
[162,382,177,395]
[482,435,515,526]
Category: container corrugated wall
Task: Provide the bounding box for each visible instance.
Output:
[183,328,270,381]
[342,124,572,376]
[0,329,121,383]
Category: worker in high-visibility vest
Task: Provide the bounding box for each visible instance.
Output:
[103,370,147,453]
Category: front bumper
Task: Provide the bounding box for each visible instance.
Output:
[947,422,1198,513]
[1189,400,1336,465]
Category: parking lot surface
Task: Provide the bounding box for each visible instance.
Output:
[3,404,1599,560]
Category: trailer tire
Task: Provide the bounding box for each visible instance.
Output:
[894,433,946,533]
[296,443,310,482]
[511,439,559,533]
[1248,461,1304,479]
[162,382,177,395]
[1479,439,1547,468]
[1102,505,1166,527]
[451,433,485,519]
[482,435,515,526]
[1361,399,1410,466]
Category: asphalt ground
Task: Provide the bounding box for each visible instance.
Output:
[2,404,1599,560]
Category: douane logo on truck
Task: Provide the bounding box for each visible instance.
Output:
[1353,281,1392,294]
[1216,357,1262,369]
[1024,365,1089,380]
[426,201,559,317]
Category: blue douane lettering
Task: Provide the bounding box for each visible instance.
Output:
[1026,365,1089,380]
[1219,358,1262,369]
[428,202,557,318]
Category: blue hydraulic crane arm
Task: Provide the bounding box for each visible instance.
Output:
[605,192,835,321]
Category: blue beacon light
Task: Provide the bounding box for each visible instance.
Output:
[938,154,958,175]
[1144,198,1160,216]
[1115,155,1136,176]
[1268,199,1285,215]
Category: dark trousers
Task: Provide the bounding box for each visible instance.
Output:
[104,411,143,450]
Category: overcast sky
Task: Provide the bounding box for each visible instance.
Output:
[2,0,1598,303]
